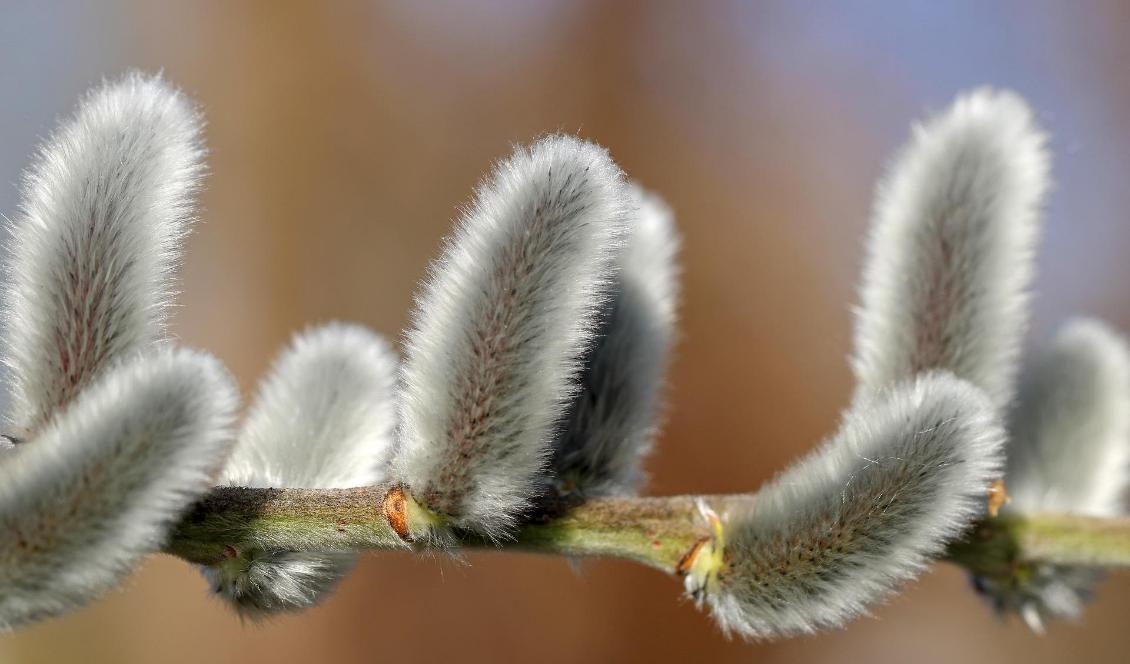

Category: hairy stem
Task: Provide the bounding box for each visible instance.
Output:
[166,486,1130,580]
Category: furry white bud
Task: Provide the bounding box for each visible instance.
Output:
[393,135,629,538]
[4,72,205,431]
[852,89,1049,408]
[202,550,356,617]
[693,373,1004,639]
[975,319,1130,629]
[1007,319,1130,517]
[207,323,398,615]
[0,349,237,630]
[549,184,679,500]
[222,323,397,489]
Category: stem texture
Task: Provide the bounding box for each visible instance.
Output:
[166,487,1130,581]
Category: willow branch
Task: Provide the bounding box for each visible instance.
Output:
[164,486,1130,581]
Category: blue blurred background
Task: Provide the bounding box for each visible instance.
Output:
[3,2,1130,662]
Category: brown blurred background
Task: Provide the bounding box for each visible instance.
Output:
[3,1,1130,662]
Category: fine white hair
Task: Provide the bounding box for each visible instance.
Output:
[222,323,397,489]
[1007,319,1130,518]
[392,135,629,539]
[0,349,237,630]
[701,373,1004,639]
[206,323,398,616]
[549,184,679,500]
[4,72,204,431]
[851,88,1049,409]
[976,319,1130,630]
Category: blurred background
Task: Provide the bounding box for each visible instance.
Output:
[3,1,1130,662]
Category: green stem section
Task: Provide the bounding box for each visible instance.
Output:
[948,513,1130,577]
[166,487,406,565]
[166,487,1130,579]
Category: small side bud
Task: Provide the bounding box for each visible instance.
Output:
[382,486,447,543]
[681,500,725,605]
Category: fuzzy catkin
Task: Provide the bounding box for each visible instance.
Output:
[548,184,679,500]
[1006,319,1130,518]
[207,323,398,616]
[975,319,1130,630]
[4,72,205,431]
[852,88,1049,409]
[393,135,630,539]
[701,373,1004,639]
[0,350,237,630]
